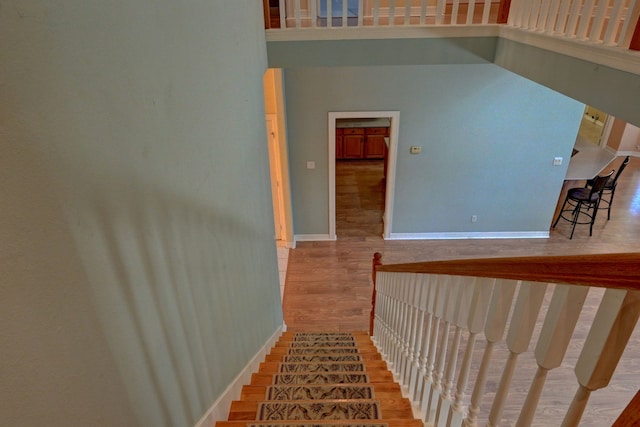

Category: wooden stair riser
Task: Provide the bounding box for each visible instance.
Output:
[258,360,388,374]
[264,353,382,362]
[250,371,394,386]
[241,383,402,401]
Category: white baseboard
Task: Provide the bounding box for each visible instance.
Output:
[387,231,550,240]
[294,234,336,242]
[616,151,640,158]
[194,326,283,427]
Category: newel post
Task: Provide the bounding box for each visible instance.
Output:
[370,252,383,336]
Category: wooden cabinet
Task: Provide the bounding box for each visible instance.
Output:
[342,128,365,159]
[336,126,388,160]
[364,128,388,159]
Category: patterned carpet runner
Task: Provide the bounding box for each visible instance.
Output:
[259,332,381,421]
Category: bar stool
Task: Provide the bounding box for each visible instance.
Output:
[552,170,614,239]
[585,156,630,220]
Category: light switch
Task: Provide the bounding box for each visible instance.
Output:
[306,161,315,169]
[410,146,421,154]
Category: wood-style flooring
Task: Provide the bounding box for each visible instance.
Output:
[281,156,640,427]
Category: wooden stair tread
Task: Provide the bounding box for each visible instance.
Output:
[258,360,388,373]
[240,383,402,401]
[250,371,394,386]
[228,398,414,420]
[264,353,382,362]
[216,419,423,427]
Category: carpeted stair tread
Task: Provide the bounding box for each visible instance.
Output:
[216,420,425,427]
[268,354,369,363]
[258,361,387,374]
[269,347,379,356]
[228,398,413,421]
[241,383,402,401]
[251,372,389,386]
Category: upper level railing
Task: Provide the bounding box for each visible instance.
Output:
[369,252,640,426]
[264,0,640,51]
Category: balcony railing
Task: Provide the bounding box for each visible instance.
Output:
[369,252,640,426]
[264,0,640,50]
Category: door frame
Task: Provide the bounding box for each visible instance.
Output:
[266,114,286,242]
[328,111,400,240]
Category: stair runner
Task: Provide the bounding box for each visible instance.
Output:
[218,331,421,427]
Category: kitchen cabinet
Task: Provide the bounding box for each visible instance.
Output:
[342,128,365,159]
[336,126,388,160]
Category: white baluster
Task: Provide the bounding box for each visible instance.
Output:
[404,1,411,26]
[619,0,640,48]
[389,0,396,26]
[403,274,422,387]
[537,0,552,32]
[436,276,472,427]
[452,0,461,24]
[342,0,349,27]
[375,273,391,358]
[279,0,287,29]
[409,274,430,402]
[295,0,301,28]
[416,274,439,406]
[466,0,476,25]
[425,275,456,423]
[603,0,626,45]
[464,278,517,427]
[588,0,609,42]
[420,274,445,417]
[373,0,380,26]
[436,0,445,24]
[576,0,596,39]
[448,277,494,427]
[528,0,542,29]
[545,0,562,34]
[487,281,548,427]
[510,0,525,27]
[400,274,416,382]
[390,274,403,373]
[420,0,428,25]
[565,0,584,37]
[561,289,640,427]
[482,0,492,24]
[357,0,363,26]
[554,0,572,34]
[515,284,589,427]
[327,0,333,28]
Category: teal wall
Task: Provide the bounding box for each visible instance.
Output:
[284,64,584,235]
[1,2,282,426]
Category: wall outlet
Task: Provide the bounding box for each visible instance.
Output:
[306,161,315,169]
[471,215,478,223]
[553,157,563,166]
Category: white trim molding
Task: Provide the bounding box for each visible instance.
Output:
[294,234,337,242]
[194,326,283,427]
[388,231,550,240]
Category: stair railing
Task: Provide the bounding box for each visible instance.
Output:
[370,252,640,427]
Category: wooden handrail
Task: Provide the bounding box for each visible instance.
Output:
[375,252,640,291]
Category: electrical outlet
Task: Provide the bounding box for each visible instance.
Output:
[471,215,478,223]
[306,161,315,169]
[553,157,563,166]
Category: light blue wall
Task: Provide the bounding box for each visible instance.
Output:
[284,64,583,235]
[1,1,282,426]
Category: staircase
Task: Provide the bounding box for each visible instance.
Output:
[217,331,421,427]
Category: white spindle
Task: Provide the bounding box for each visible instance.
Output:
[327,0,333,28]
[588,0,609,41]
[401,274,419,383]
[425,276,457,423]
[452,0,461,24]
[487,281,548,427]
[390,274,404,373]
[515,284,589,427]
[398,273,413,377]
[342,0,348,27]
[447,277,494,427]
[538,0,552,32]
[389,0,396,26]
[528,0,542,29]
[561,289,640,427]
[435,276,472,427]
[279,0,287,28]
[436,0,446,24]
[566,0,585,37]
[310,0,318,27]
[357,0,364,26]
[416,274,440,407]
[373,0,380,26]
[405,275,424,387]
[464,278,518,427]
[577,0,597,39]
[555,0,572,34]
[408,275,430,401]
[467,0,476,25]
[420,0,428,25]
[619,0,640,47]
[482,0,491,24]
[545,0,563,34]
[404,1,411,25]
[295,0,301,28]
[420,275,446,418]
[603,0,626,45]
[510,0,525,27]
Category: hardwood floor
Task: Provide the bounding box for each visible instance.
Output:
[281,156,640,426]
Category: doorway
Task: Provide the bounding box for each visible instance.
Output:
[328,111,400,240]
